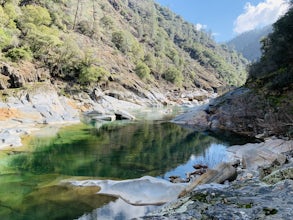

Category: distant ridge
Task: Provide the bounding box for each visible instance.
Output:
[227,26,273,62]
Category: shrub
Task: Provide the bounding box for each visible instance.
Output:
[5,47,32,62]
[112,31,127,53]
[76,20,93,36]
[78,66,109,85]
[22,24,62,59]
[163,67,183,86]
[100,16,113,29]
[20,5,51,26]
[0,6,10,27]
[0,28,12,49]
[135,61,151,80]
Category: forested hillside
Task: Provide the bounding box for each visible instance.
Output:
[227,26,272,61]
[182,3,293,138]
[0,0,248,94]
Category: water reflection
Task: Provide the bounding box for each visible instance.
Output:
[10,122,223,179]
[1,119,233,220]
[162,144,228,180]
[78,198,159,220]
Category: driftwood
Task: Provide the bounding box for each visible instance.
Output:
[179,162,237,198]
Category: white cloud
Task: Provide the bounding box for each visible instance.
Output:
[212,32,220,37]
[195,23,207,31]
[234,0,290,34]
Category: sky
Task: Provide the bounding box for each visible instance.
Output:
[155,0,290,42]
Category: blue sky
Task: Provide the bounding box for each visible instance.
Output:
[155,0,290,42]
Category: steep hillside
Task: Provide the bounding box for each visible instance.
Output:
[0,0,248,99]
[227,26,272,62]
[175,4,293,138]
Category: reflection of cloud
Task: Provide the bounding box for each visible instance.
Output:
[234,0,290,34]
[163,144,228,179]
[78,198,158,220]
[195,23,207,31]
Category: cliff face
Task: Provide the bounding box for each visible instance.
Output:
[205,87,292,138]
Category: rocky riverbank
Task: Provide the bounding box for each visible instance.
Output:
[142,139,293,219]
[0,80,215,149]
[173,87,293,139]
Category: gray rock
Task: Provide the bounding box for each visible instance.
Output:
[142,139,293,220]
[144,179,293,220]
[262,166,293,185]
[0,63,24,88]
[227,139,292,171]
[179,162,237,198]
[0,128,23,147]
[114,109,135,120]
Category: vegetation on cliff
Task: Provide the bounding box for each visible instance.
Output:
[0,0,247,92]
[247,4,293,92]
[204,4,293,138]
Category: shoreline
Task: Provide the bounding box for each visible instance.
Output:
[1,84,292,219]
[142,138,293,219]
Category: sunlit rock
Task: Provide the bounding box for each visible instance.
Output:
[70,176,187,205]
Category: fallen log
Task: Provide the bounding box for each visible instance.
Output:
[179,162,237,198]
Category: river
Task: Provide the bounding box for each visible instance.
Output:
[0,108,249,219]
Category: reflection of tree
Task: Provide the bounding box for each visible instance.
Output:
[10,122,222,179]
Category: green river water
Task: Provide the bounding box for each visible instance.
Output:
[0,110,249,219]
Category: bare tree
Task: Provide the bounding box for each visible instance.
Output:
[73,0,81,30]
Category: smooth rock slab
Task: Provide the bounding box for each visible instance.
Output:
[70,176,186,206]
[227,139,293,171]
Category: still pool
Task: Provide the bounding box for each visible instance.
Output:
[0,112,247,219]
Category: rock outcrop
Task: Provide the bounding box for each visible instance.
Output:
[173,87,293,138]
[144,179,293,220]
[0,83,80,148]
[143,139,293,219]
[0,62,50,89]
